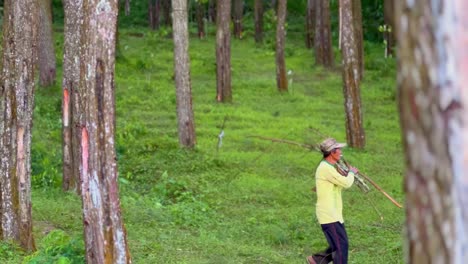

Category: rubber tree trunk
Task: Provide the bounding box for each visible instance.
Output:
[208,0,216,23]
[0,0,37,251]
[37,0,56,87]
[233,0,243,39]
[125,0,131,16]
[315,0,334,68]
[305,0,315,49]
[172,0,197,148]
[254,0,264,43]
[275,0,288,92]
[396,1,468,263]
[161,0,172,26]
[79,0,131,262]
[62,0,83,193]
[341,0,365,148]
[196,1,206,39]
[215,0,232,102]
[149,0,161,30]
[352,0,364,80]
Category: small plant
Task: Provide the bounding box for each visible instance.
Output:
[23,230,85,264]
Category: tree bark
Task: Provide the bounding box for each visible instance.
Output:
[395,1,468,263]
[0,0,37,251]
[254,0,264,43]
[62,0,83,193]
[79,0,131,262]
[315,0,334,68]
[196,1,206,39]
[305,0,315,49]
[275,0,288,92]
[37,0,56,87]
[233,0,243,39]
[216,0,232,102]
[341,0,365,148]
[172,0,196,148]
[352,0,364,80]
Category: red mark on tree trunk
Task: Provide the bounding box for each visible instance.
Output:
[63,88,70,125]
[81,127,89,176]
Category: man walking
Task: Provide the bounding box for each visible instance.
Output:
[307,138,357,264]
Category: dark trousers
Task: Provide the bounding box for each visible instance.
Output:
[313,221,349,264]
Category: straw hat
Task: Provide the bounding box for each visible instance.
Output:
[319,138,347,153]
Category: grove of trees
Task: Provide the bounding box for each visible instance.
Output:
[0,0,465,262]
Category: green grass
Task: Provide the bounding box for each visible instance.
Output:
[3,26,404,263]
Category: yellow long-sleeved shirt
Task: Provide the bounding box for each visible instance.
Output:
[315,160,355,224]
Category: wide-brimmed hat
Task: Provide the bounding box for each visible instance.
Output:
[319,138,347,153]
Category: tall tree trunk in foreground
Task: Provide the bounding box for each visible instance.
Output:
[62,0,83,193]
[315,0,333,68]
[305,0,315,49]
[275,0,288,92]
[172,0,196,148]
[80,0,131,262]
[0,0,37,251]
[341,0,364,148]
[149,0,161,30]
[352,0,363,80]
[254,0,264,43]
[215,0,232,102]
[396,1,468,263]
[196,1,206,39]
[232,0,243,39]
[37,0,56,87]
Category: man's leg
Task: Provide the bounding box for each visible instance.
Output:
[321,222,349,264]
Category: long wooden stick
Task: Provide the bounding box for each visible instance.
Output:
[357,172,403,208]
[249,135,403,209]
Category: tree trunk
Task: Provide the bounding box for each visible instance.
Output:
[208,0,216,23]
[62,0,83,193]
[352,0,363,80]
[196,1,206,39]
[233,0,243,39]
[79,0,131,262]
[275,0,288,92]
[395,1,468,262]
[315,0,334,68]
[216,0,232,102]
[341,0,365,148]
[172,0,196,148]
[254,0,263,43]
[125,0,131,16]
[149,0,161,30]
[0,0,37,251]
[383,0,394,57]
[37,0,56,87]
[305,0,315,49]
[161,0,172,27]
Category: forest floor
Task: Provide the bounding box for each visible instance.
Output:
[1,25,403,264]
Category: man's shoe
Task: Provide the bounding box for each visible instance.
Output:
[306,256,317,264]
